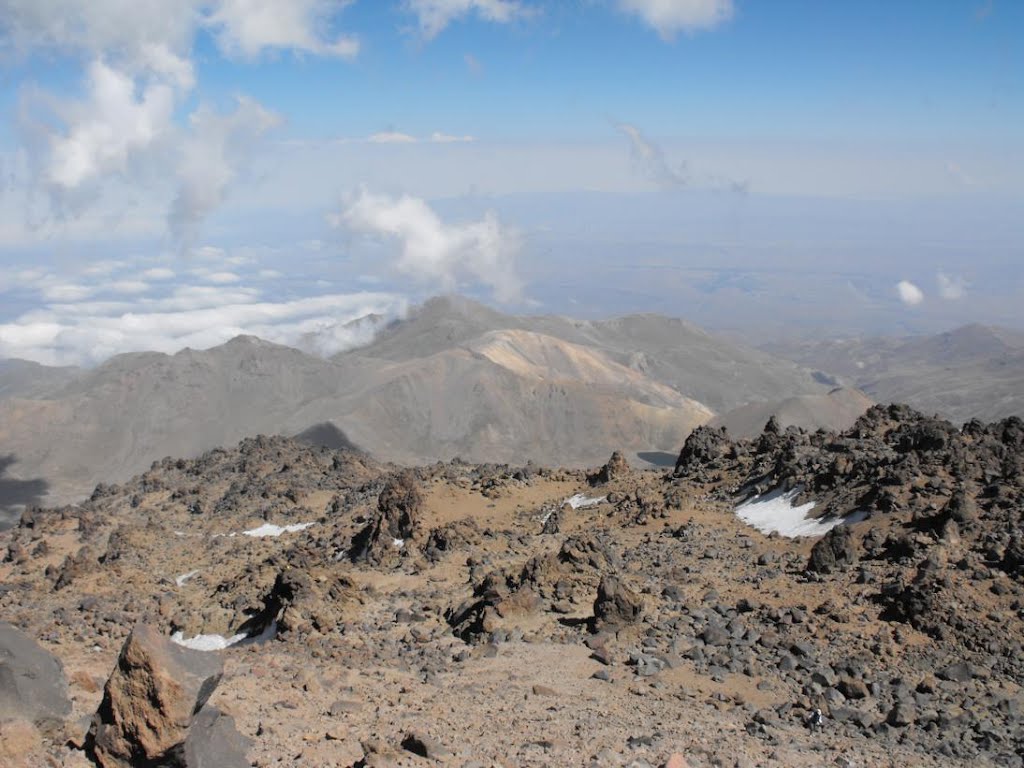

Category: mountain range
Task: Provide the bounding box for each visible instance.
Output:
[1,296,1021,526]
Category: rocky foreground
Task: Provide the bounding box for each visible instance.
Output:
[2,404,1024,767]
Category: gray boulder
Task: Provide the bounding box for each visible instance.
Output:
[0,622,71,731]
[178,707,251,768]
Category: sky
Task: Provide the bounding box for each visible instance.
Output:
[0,0,1021,365]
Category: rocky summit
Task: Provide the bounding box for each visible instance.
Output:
[2,405,1024,767]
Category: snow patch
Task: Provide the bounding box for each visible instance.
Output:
[392,538,405,549]
[735,487,867,538]
[175,569,199,587]
[170,620,278,652]
[170,630,248,651]
[565,493,606,510]
[242,522,316,538]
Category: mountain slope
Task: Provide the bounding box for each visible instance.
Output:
[708,387,874,439]
[764,324,1024,423]
[342,296,829,412]
[0,302,742,513]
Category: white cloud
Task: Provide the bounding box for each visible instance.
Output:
[46,60,177,191]
[207,0,359,59]
[204,271,241,284]
[0,0,358,65]
[404,0,530,40]
[0,0,199,81]
[430,132,475,143]
[0,283,406,366]
[169,97,281,250]
[897,280,924,306]
[2,0,355,239]
[364,131,476,144]
[618,123,688,188]
[142,267,176,280]
[937,272,967,300]
[618,0,734,39]
[107,279,150,294]
[334,187,523,303]
[40,283,97,302]
[368,132,418,144]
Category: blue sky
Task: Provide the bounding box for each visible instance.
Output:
[0,0,1021,365]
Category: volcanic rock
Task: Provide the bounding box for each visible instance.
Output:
[593,575,644,631]
[806,526,857,574]
[88,624,224,768]
[674,426,731,477]
[351,471,422,565]
[179,707,251,768]
[0,622,71,731]
[589,450,631,485]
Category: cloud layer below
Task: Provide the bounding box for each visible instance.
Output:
[0,252,407,366]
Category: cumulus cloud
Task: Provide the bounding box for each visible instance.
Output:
[169,98,281,250]
[937,272,967,300]
[0,0,358,64]
[3,0,355,237]
[618,0,734,39]
[334,187,523,303]
[0,283,406,366]
[404,0,531,40]
[897,280,924,306]
[0,0,198,82]
[45,60,177,192]
[207,0,359,59]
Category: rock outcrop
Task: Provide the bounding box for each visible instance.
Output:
[0,622,71,731]
[589,450,631,485]
[592,575,644,631]
[88,624,227,768]
[351,471,422,565]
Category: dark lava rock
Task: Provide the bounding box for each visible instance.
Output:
[179,707,251,768]
[0,622,72,731]
[674,425,731,477]
[593,575,644,631]
[350,471,422,565]
[589,450,631,485]
[807,526,858,574]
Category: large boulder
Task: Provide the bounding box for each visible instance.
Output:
[593,575,644,632]
[0,622,71,731]
[179,707,251,768]
[807,525,858,574]
[673,426,731,477]
[88,624,225,768]
[351,472,422,565]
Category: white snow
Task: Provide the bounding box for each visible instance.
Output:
[241,522,315,538]
[392,538,405,549]
[735,487,867,538]
[170,630,248,651]
[565,493,606,510]
[175,569,199,587]
[170,620,278,652]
